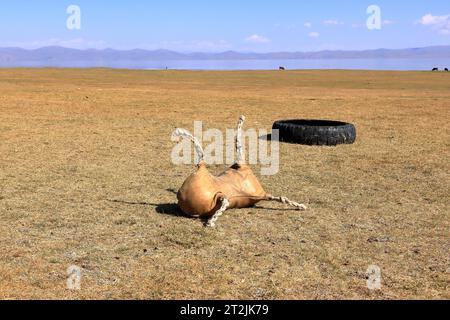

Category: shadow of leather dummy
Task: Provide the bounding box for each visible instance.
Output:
[172,116,306,227]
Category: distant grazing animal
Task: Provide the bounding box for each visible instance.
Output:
[432,67,439,71]
[445,68,449,72]
[279,66,286,70]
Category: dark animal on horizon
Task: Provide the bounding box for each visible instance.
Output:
[445,68,449,72]
[279,66,286,70]
[432,68,439,71]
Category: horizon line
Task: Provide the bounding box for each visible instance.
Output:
[1,44,450,54]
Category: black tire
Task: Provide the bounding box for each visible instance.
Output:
[272,119,356,146]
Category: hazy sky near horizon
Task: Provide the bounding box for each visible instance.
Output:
[0,1,449,52]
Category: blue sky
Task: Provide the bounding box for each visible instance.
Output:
[0,1,449,52]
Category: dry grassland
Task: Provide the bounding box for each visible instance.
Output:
[0,68,449,299]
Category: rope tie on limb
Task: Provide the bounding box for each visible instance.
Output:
[267,195,307,211]
[206,197,230,227]
[235,115,246,165]
[172,128,204,164]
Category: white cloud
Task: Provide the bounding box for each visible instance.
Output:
[245,34,270,44]
[418,14,445,25]
[308,32,320,38]
[304,22,312,28]
[323,19,344,26]
[418,13,450,35]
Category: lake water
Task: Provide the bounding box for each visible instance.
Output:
[1,58,450,71]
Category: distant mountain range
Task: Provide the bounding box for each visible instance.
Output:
[0,46,450,64]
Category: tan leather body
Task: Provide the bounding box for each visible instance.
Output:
[177,162,267,218]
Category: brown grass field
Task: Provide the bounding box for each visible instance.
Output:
[0,68,449,299]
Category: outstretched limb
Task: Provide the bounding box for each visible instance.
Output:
[266,194,307,211]
[206,197,230,227]
[172,128,204,164]
[235,115,246,165]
